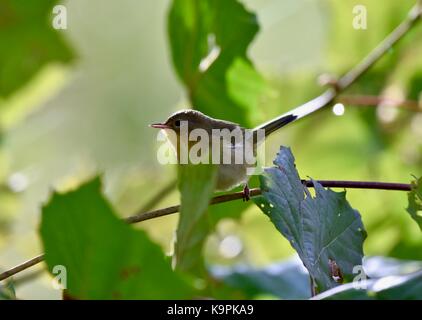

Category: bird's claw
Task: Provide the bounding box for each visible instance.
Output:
[242,184,251,202]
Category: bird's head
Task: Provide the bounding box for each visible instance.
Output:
[150,109,217,134]
[150,109,242,161]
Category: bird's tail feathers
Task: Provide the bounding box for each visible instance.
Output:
[254,90,334,136]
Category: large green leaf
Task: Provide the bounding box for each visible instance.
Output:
[255,147,367,294]
[174,163,217,275]
[0,0,73,97]
[40,177,193,299]
[406,176,422,231]
[168,0,266,127]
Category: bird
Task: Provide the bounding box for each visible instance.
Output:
[150,101,325,200]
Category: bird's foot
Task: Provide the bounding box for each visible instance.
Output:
[242,184,251,202]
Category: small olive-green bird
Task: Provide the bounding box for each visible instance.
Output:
[151,102,323,199]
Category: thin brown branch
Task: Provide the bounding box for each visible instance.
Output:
[0,180,412,281]
[1,2,420,284]
[336,3,422,91]
[256,2,422,132]
[302,180,412,191]
[0,254,44,282]
[338,95,421,112]
[126,180,412,224]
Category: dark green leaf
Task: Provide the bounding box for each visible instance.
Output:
[0,0,73,97]
[174,163,217,275]
[168,0,266,127]
[40,177,193,299]
[406,176,422,231]
[255,147,367,293]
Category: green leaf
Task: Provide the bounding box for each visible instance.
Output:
[406,176,422,231]
[174,163,217,276]
[40,177,193,299]
[255,147,367,293]
[0,0,73,97]
[0,278,16,300]
[168,0,266,127]
[314,270,422,300]
[211,258,311,299]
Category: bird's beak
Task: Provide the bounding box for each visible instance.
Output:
[150,123,171,129]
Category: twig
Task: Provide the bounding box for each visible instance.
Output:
[255,2,422,132]
[125,188,262,224]
[336,3,422,91]
[1,2,421,284]
[337,95,421,112]
[0,254,44,282]
[126,180,411,223]
[302,180,412,191]
[0,180,412,281]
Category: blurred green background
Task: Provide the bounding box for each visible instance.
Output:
[0,0,421,299]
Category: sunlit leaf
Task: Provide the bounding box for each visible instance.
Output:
[40,177,194,299]
[406,176,422,231]
[0,0,73,97]
[255,147,367,293]
[174,163,217,276]
[168,0,266,127]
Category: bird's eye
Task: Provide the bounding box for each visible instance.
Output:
[174,120,181,128]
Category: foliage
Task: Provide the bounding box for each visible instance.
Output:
[168,0,267,127]
[0,0,421,300]
[0,279,16,300]
[211,258,310,299]
[212,256,422,300]
[255,147,367,293]
[0,0,73,98]
[174,163,217,276]
[407,176,422,231]
[40,178,194,299]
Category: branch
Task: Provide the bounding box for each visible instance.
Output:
[1,2,421,284]
[256,2,422,132]
[336,3,422,91]
[0,254,44,282]
[0,179,412,282]
[126,180,412,224]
